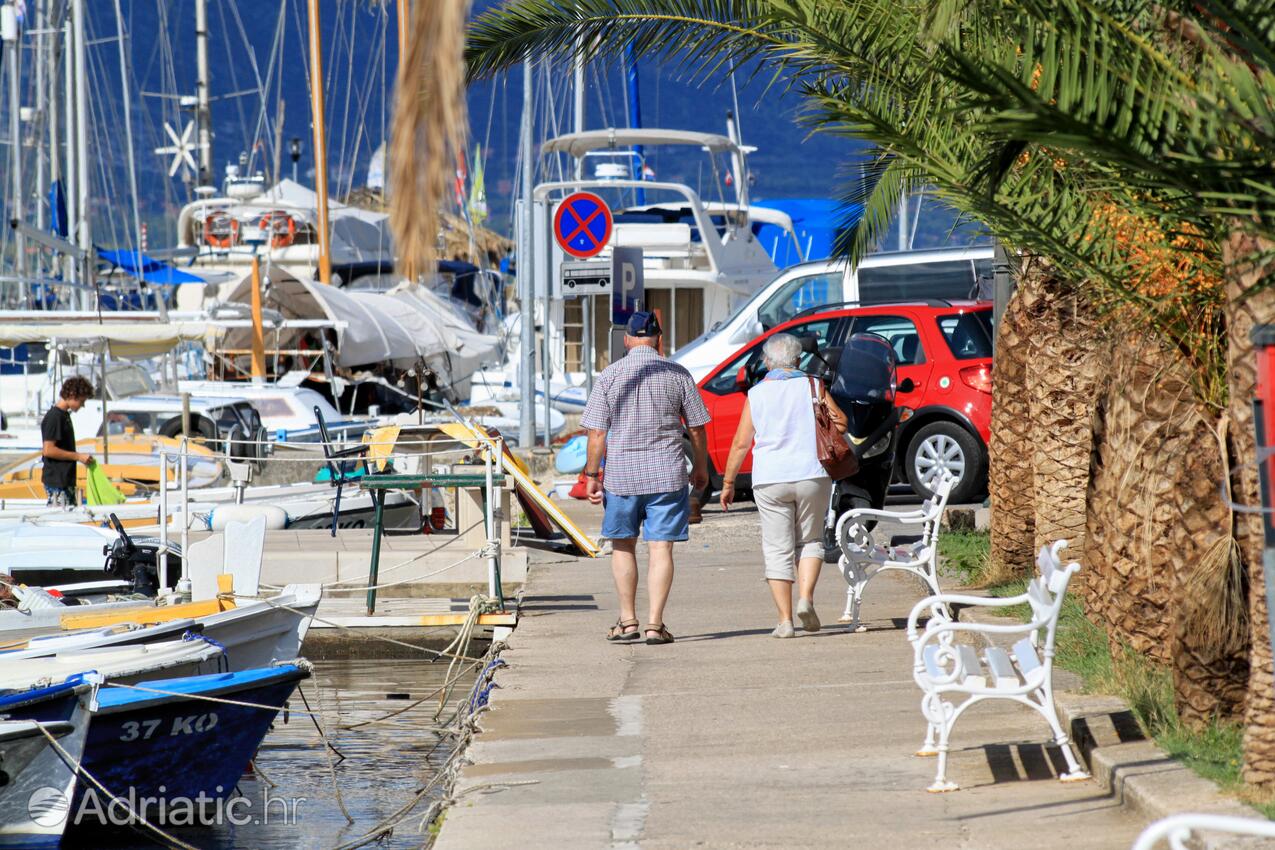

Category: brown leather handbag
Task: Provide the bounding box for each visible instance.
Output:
[808,377,858,480]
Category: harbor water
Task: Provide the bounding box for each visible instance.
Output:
[63,659,464,849]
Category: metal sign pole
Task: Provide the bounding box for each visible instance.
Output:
[542,202,553,448]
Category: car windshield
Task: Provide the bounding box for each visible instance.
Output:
[936,311,994,360]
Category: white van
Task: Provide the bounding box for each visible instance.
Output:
[673,246,995,380]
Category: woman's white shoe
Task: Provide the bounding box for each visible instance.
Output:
[796,598,821,632]
[771,621,795,638]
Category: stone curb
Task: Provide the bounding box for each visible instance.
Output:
[956,606,1268,849]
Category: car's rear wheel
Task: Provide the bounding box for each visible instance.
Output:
[904,421,983,503]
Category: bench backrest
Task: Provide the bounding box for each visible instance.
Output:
[1025,539,1081,656]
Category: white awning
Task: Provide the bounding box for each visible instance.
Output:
[0,322,213,357]
[542,128,738,158]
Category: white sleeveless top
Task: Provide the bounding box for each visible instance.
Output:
[747,376,828,486]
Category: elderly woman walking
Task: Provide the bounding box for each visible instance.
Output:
[720,333,847,638]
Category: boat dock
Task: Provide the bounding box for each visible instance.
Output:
[434,501,1180,849]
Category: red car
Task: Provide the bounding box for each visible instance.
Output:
[695,300,994,504]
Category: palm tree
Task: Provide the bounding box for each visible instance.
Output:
[466,0,1266,774]
[389,0,470,279]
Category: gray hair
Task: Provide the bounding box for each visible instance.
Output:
[762,333,803,370]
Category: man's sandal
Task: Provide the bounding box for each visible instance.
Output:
[607,618,641,642]
[644,624,675,645]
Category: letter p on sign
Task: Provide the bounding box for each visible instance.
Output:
[610,246,644,326]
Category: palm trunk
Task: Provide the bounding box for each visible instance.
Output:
[1226,231,1275,785]
[1025,278,1104,581]
[988,271,1039,581]
[1086,330,1248,722]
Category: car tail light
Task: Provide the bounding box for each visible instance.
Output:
[959,365,992,394]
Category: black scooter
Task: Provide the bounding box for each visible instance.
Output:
[804,333,906,555]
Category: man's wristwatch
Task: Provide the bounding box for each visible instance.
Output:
[584,471,601,479]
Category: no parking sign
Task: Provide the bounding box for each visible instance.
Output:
[553,192,613,259]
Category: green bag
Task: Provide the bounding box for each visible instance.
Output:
[85,462,125,506]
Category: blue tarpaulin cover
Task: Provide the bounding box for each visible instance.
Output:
[96,248,204,286]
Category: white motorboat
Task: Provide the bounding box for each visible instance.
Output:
[0,585,319,673]
[0,639,223,691]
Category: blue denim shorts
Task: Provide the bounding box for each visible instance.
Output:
[601,489,690,542]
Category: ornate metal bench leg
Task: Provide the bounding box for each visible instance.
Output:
[917,692,940,757]
[1037,693,1090,782]
[838,556,856,622]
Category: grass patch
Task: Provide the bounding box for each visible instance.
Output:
[940,531,1272,816]
[938,530,996,586]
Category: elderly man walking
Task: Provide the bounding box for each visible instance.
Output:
[581,311,711,645]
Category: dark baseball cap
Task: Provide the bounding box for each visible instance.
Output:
[626,310,661,337]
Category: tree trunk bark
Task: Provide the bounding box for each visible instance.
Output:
[988,271,1040,581]
[1085,331,1247,722]
[1025,279,1104,583]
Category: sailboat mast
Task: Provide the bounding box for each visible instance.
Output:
[306,0,332,285]
[62,13,75,289]
[72,0,90,288]
[34,0,44,237]
[517,59,534,448]
[4,4,24,291]
[624,45,644,206]
[397,0,409,64]
[573,52,584,181]
[195,0,212,185]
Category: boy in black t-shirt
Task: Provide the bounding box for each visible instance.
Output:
[41,376,95,508]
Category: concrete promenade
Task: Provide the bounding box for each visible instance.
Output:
[435,501,1148,849]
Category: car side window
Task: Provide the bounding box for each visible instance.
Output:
[703,318,840,395]
[852,315,925,365]
[704,347,757,395]
[757,272,842,330]
[856,260,976,303]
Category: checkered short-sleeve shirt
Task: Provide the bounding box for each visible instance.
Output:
[579,345,711,496]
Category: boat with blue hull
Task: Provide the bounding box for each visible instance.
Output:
[4,663,309,830]
[0,681,93,848]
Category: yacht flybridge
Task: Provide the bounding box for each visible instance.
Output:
[534,128,797,370]
[171,178,396,309]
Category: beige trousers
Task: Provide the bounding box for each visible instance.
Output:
[753,477,833,581]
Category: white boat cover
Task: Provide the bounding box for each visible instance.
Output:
[0,321,212,357]
[221,267,500,377]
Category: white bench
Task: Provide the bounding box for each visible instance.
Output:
[1132,813,1275,849]
[905,539,1090,792]
[834,473,955,631]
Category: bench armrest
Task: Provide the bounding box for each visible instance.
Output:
[845,507,929,523]
[905,592,1030,638]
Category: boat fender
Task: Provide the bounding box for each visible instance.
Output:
[209,503,287,531]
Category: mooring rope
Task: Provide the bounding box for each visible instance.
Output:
[34,721,201,850]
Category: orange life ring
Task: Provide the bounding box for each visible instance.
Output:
[259,210,296,249]
[203,211,239,249]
